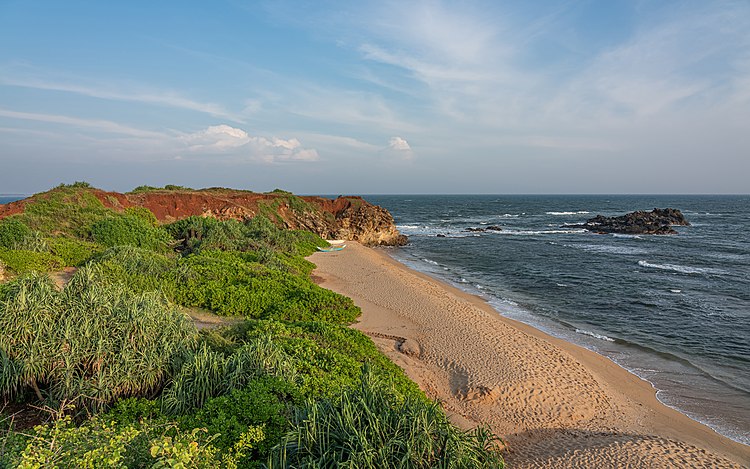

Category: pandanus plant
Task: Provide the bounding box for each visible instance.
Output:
[0,265,197,413]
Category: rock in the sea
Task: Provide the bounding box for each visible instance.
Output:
[573,208,690,235]
[465,225,503,233]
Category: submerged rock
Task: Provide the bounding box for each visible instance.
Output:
[465,225,503,233]
[572,208,690,235]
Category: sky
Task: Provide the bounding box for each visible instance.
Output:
[0,0,749,195]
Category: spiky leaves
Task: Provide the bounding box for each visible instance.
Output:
[270,367,504,469]
[0,266,197,411]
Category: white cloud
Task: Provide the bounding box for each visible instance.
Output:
[386,136,414,161]
[182,124,319,163]
[388,136,411,151]
[183,124,251,150]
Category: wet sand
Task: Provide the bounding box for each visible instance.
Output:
[311,242,750,468]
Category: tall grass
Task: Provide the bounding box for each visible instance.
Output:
[162,335,297,415]
[0,266,197,412]
[269,368,504,469]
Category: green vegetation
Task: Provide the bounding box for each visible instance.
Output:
[0,267,196,412]
[0,183,503,468]
[129,184,193,193]
[90,215,170,251]
[270,368,503,468]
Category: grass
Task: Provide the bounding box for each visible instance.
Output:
[0,266,197,412]
[270,367,503,468]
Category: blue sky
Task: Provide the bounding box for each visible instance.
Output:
[1,0,748,194]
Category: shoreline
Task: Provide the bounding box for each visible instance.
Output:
[389,250,750,448]
[311,242,750,468]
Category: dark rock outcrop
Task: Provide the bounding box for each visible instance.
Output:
[572,208,690,235]
[465,225,503,233]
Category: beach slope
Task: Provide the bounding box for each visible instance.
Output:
[311,242,749,468]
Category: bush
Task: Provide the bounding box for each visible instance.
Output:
[0,267,197,411]
[224,320,422,402]
[181,376,301,462]
[0,218,32,249]
[90,215,170,251]
[13,187,112,237]
[162,336,297,415]
[0,248,62,274]
[124,206,159,227]
[47,237,103,266]
[270,368,504,469]
[2,414,259,469]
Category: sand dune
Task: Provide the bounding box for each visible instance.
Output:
[311,242,749,468]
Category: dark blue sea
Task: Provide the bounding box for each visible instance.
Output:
[365,195,749,446]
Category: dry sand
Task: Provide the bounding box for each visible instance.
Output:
[311,242,750,468]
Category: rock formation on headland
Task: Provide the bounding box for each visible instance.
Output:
[0,186,408,246]
[573,208,690,235]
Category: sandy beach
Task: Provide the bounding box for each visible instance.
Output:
[311,242,750,468]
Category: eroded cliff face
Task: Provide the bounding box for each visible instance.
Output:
[0,188,407,246]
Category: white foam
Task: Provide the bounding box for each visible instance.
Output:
[570,244,648,255]
[575,329,615,342]
[423,258,439,266]
[638,260,726,275]
[494,229,588,236]
[670,289,682,293]
[546,211,590,215]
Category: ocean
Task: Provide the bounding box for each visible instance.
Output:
[365,195,750,446]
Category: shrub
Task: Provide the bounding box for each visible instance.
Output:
[2,415,259,469]
[124,206,159,227]
[13,188,112,237]
[90,215,170,251]
[225,320,422,402]
[0,267,197,411]
[0,248,62,274]
[269,368,504,469]
[0,218,32,249]
[180,376,301,462]
[47,237,103,266]
[162,336,297,415]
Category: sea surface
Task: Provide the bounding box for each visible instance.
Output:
[364,195,750,446]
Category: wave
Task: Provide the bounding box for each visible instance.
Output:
[575,329,615,342]
[422,258,439,266]
[494,229,588,236]
[569,244,648,255]
[546,211,590,215]
[638,260,726,275]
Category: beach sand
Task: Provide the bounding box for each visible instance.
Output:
[311,242,750,468]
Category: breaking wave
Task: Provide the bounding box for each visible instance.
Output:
[546,211,590,215]
[575,329,615,342]
[638,260,726,275]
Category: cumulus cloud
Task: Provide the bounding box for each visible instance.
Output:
[388,136,411,151]
[183,124,319,163]
[386,136,414,160]
[184,124,251,149]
